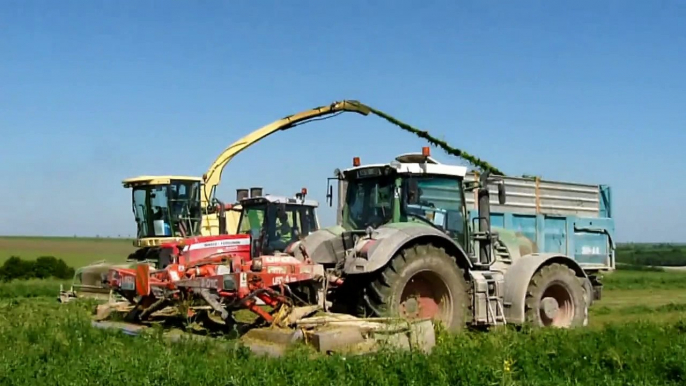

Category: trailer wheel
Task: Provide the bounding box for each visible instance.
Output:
[360,243,469,332]
[524,263,587,328]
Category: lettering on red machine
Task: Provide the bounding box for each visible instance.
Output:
[200,277,219,289]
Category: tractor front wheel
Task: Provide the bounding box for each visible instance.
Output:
[524,263,587,328]
[360,244,470,332]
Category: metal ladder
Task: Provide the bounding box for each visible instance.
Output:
[485,277,507,325]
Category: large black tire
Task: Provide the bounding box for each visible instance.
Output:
[524,263,587,328]
[359,243,470,332]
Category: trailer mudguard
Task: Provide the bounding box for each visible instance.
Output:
[342,225,473,275]
[502,253,588,324]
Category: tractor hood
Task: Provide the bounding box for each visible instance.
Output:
[291,225,348,264]
[290,222,467,275]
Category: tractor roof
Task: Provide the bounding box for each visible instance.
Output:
[240,194,319,208]
[122,175,203,187]
[343,152,468,178]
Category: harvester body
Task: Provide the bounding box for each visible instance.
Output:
[100,190,320,302]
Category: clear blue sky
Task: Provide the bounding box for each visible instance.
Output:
[1,1,684,242]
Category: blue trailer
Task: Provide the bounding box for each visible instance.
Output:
[464,173,615,274]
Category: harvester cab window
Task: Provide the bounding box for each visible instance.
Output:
[150,186,172,236]
[132,189,149,238]
[168,181,202,237]
[404,176,465,241]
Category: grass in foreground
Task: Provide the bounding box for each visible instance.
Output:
[0,298,685,386]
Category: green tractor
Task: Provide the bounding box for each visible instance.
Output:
[286,147,610,331]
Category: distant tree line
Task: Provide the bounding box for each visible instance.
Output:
[616,245,686,267]
[0,256,75,282]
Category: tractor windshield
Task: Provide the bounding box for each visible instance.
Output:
[131,181,202,239]
[343,175,395,229]
[238,202,318,253]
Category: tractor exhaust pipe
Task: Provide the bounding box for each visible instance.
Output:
[250,187,263,198]
[236,189,249,202]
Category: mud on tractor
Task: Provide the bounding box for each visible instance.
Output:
[99,147,612,335]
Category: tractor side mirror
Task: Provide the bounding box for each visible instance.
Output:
[407,179,419,205]
[497,181,506,205]
[326,184,334,207]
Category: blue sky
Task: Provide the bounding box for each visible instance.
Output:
[1,1,684,242]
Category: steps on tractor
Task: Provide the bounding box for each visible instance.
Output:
[470,271,507,326]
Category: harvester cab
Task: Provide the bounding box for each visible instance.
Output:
[58,176,234,303]
[122,176,204,252]
[234,187,320,257]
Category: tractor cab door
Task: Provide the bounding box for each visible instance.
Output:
[402,175,467,246]
[336,179,348,226]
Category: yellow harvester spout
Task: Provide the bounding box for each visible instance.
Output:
[199,100,371,232]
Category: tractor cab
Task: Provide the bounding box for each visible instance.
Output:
[325,147,506,255]
[122,176,204,248]
[235,187,320,256]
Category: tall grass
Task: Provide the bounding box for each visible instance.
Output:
[616,244,686,266]
[0,297,684,385]
[603,269,686,290]
[0,279,69,299]
[0,265,685,384]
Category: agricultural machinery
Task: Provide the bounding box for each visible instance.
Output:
[64,101,371,304]
[78,98,503,306]
[123,101,372,256]
[100,147,614,335]
[59,188,320,303]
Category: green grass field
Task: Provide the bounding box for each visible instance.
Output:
[2,237,686,384]
[0,236,136,267]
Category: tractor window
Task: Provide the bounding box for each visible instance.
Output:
[344,176,394,229]
[238,205,266,238]
[297,206,318,235]
[266,204,294,252]
[403,176,465,241]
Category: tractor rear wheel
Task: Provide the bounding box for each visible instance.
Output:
[359,243,470,332]
[524,263,587,328]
